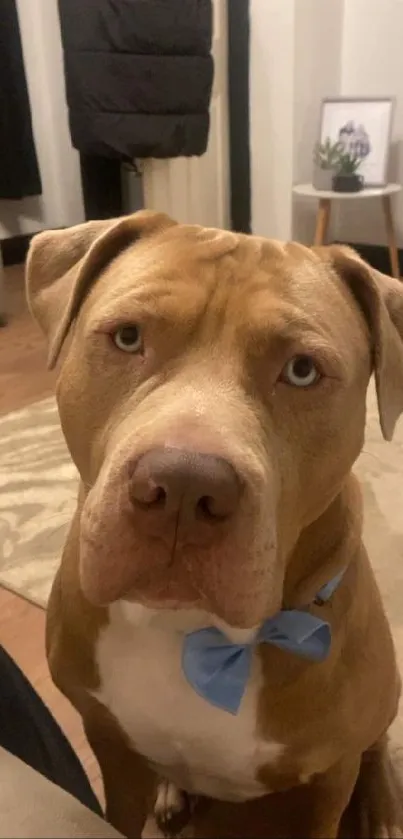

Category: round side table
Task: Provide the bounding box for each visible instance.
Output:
[292,182,402,278]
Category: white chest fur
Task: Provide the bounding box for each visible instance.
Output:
[93,603,284,802]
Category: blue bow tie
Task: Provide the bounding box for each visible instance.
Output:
[182,569,345,714]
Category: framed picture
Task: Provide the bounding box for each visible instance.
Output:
[318,97,394,187]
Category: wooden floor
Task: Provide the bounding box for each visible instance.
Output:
[0,266,102,800]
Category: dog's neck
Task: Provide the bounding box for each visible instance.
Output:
[283,473,363,610]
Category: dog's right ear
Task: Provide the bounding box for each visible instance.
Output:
[316,244,403,442]
[26,210,176,368]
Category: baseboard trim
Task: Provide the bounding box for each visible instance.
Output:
[1,233,35,267]
[337,242,403,276]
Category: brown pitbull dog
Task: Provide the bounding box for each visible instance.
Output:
[26,211,403,838]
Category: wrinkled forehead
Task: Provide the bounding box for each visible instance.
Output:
[84,231,368,350]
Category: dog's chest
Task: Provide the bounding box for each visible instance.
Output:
[93,605,284,801]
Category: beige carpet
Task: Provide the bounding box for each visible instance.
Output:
[0,388,402,753]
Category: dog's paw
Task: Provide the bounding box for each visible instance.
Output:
[154,780,193,838]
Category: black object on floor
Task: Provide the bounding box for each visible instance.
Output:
[0,644,102,816]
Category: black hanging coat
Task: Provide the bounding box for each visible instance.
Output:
[0,0,42,200]
[57,0,214,160]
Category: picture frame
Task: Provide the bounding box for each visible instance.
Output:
[318,97,394,187]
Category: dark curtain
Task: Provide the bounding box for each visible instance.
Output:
[0,0,42,200]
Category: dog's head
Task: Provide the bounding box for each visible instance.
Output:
[26,212,403,628]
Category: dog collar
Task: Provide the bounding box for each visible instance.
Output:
[182,568,346,714]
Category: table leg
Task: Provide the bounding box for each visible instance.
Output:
[382,194,400,279]
[314,198,331,246]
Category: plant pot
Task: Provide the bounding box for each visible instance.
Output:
[312,167,333,191]
[332,173,364,193]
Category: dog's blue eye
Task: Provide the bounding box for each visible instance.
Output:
[282,355,320,387]
[112,325,142,354]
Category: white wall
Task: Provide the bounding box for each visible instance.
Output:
[250,0,403,249]
[249,0,295,241]
[249,0,344,242]
[292,0,344,243]
[0,0,84,239]
[336,0,403,246]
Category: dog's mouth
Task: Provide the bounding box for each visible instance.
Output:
[79,499,280,628]
[79,442,280,628]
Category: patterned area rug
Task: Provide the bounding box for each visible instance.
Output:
[0,389,402,756]
[0,398,78,608]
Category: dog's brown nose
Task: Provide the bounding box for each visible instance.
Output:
[130,448,241,524]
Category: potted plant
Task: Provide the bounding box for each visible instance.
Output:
[312,138,343,191]
[332,151,364,193]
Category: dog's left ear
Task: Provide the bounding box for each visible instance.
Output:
[26,210,175,368]
[317,245,403,442]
